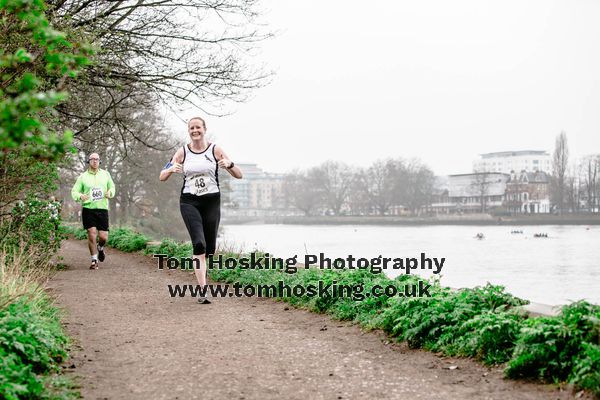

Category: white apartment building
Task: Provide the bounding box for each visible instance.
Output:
[248,178,284,209]
[473,150,551,174]
[228,163,284,210]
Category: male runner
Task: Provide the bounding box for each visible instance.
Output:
[71,153,115,269]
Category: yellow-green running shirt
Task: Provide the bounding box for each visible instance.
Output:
[71,169,115,210]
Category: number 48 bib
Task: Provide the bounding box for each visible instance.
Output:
[190,174,217,196]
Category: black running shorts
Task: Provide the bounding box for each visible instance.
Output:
[82,207,110,231]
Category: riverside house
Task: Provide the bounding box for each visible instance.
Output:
[504,170,551,214]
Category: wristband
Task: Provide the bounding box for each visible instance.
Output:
[227,161,235,169]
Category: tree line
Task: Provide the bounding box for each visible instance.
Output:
[279,132,600,217]
[282,159,435,216]
[550,132,600,214]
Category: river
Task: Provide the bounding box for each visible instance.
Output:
[221,224,599,306]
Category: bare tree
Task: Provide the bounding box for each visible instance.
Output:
[471,169,493,213]
[551,131,569,214]
[582,154,600,213]
[46,0,272,148]
[363,159,397,215]
[282,169,322,216]
[402,159,435,215]
[312,161,355,216]
[565,173,578,213]
[347,168,370,215]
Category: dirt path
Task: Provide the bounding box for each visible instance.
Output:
[47,240,585,400]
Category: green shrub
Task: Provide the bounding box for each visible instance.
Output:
[570,343,600,396]
[505,301,600,394]
[448,310,525,365]
[0,347,43,400]
[106,227,148,252]
[1,196,64,264]
[506,316,574,381]
[144,238,193,258]
[0,297,70,400]
[380,282,524,351]
[0,233,79,400]
[61,225,87,240]
[65,225,149,252]
[0,300,67,374]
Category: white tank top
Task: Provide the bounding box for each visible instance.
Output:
[181,143,220,196]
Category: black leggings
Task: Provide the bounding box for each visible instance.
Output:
[179,192,220,256]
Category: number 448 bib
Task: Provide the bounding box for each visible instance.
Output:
[91,187,104,201]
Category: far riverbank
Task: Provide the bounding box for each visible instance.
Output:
[222,213,600,226]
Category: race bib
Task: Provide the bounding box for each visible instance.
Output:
[91,187,104,201]
[190,174,217,196]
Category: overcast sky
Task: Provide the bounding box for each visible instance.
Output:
[168,0,600,176]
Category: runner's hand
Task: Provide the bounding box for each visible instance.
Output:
[104,191,111,199]
[171,163,183,173]
[218,159,233,169]
[80,194,89,201]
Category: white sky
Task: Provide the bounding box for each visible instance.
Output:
[168,0,600,175]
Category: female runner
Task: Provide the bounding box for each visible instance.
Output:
[159,117,242,303]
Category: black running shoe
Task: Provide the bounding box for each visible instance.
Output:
[97,245,105,262]
[90,259,99,270]
[197,297,211,304]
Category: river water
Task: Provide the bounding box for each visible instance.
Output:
[221,224,599,306]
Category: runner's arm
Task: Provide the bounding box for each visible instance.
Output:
[214,146,242,179]
[106,172,116,198]
[71,175,86,202]
[159,147,184,181]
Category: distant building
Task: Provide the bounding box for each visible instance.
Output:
[248,176,284,209]
[227,163,263,209]
[473,150,551,174]
[429,176,453,214]
[504,170,551,214]
[430,172,509,213]
[227,163,284,213]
